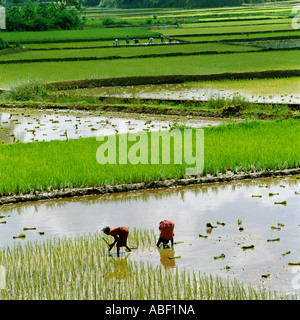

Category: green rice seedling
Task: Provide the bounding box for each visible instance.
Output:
[267,238,280,242]
[0,119,298,196]
[13,234,26,239]
[206,222,217,228]
[274,201,287,205]
[214,253,225,260]
[288,262,300,266]
[241,245,254,250]
[0,50,299,88]
[0,227,291,300]
[271,226,281,230]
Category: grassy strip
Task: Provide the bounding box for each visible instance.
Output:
[154,24,294,37]
[44,70,300,91]
[177,31,300,42]
[0,27,160,44]
[0,229,286,300]
[188,77,300,97]
[0,43,261,62]
[2,48,285,65]
[0,119,298,196]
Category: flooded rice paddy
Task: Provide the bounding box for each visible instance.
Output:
[73,82,300,105]
[0,108,225,144]
[0,176,299,296]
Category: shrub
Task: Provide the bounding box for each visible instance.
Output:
[4,0,85,31]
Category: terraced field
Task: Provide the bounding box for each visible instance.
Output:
[0,2,299,301]
[0,3,299,92]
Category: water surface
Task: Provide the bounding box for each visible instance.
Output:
[0,176,298,296]
[0,108,224,144]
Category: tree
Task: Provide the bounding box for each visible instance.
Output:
[5,0,85,31]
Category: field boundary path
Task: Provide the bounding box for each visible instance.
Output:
[0,168,299,205]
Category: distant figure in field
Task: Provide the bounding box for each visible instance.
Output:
[168,37,173,43]
[160,35,165,43]
[133,38,139,44]
[113,39,119,46]
[102,226,131,256]
[156,219,175,248]
[149,37,154,44]
[126,35,130,44]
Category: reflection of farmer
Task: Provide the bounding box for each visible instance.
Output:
[105,253,131,280]
[157,247,176,269]
[156,219,175,248]
[102,226,131,256]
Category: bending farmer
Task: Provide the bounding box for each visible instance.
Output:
[156,219,175,248]
[102,226,131,256]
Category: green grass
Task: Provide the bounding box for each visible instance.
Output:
[0,228,287,300]
[188,77,300,96]
[176,30,300,42]
[0,27,160,43]
[0,50,298,89]
[154,23,294,36]
[0,43,261,61]
[0,119,298,196]
[180,18,293,28]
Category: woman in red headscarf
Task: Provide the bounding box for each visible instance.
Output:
[156,219,175,248]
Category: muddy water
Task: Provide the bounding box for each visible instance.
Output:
[0,108,224,144]
[0,176,299,296]
[74,83,300,105]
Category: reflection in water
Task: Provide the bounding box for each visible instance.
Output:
[0,176,299,295]
[0,108,224,144]
[157,248,176,269]
[74,82,300,105]
[106,253,131,281]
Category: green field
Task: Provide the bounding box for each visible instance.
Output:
[0,119,298,196]
[0,228,285,300]
[0,43,262,62]
[0,2,298,89]
[0,50,298,89]
[0,2,299,302]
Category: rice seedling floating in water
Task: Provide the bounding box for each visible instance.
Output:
[214,253,225,260]
[271,226,281,230]
[206,222,217,229]
[288,262,300,266]
[267,238,280,242]
[241,245,254,250]
[13,234,26,239]
[274,201,287,205]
